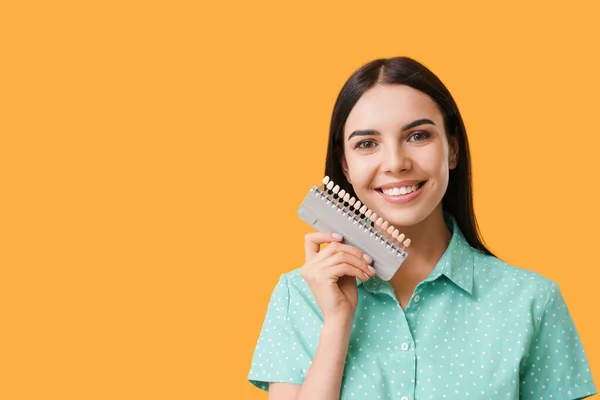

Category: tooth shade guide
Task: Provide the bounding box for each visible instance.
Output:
[305,177,411,278]
[403,238,411,247]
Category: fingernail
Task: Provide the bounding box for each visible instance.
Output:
[367,265,376,274]
[363,253,372,264]
[332,233,342,240]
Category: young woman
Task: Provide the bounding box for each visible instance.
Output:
[248,57,597,400]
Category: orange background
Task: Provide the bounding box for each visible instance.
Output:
[1,1,599,398]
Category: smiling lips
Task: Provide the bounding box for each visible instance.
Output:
[376,180,427,204]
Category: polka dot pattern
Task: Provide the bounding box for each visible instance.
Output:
[248,213,597,399]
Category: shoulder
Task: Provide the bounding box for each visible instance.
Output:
[279,267,315,298]
[275,268,323,319]
[267,268,307,295]
[277,267,313,293]
[281,267,302,280]
[473,251,555,293]
[471,251,560,326]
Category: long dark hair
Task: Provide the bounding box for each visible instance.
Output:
[324,56,496,257]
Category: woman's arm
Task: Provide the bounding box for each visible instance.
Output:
[269,313,354,400]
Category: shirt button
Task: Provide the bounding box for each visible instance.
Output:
[413,295,421,303]
[401,342,409,351]
[400,396,409,400]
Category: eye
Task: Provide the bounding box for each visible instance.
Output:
[408,131,432,142]
[354,140,376,150]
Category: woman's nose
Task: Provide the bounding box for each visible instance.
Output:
[381,145,411,172]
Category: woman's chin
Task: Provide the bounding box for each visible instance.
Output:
[375,205,436,229]
[374,210,420,229]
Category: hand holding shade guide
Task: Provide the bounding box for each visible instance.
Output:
[297,176,411,281]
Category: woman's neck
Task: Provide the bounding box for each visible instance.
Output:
[388,207,452,284]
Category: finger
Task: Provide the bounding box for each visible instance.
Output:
[304,231,343,262]
[325,250,375,278]
[319,240,366,261]
[312,244,374,278]
[317,242,375,276]
[326,263,371,282]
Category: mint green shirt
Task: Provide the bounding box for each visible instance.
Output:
[248,213,597,399]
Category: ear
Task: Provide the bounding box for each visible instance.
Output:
[341,157,351,184]
[448,135,459,170]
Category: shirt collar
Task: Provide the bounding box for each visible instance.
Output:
[357,211,475,296]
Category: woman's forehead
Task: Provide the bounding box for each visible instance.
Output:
[344,85,443,136]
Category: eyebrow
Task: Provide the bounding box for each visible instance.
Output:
[347,118,436,141]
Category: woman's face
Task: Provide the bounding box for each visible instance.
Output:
[341,84,458,228]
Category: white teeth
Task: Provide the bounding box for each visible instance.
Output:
[381,184,419,196]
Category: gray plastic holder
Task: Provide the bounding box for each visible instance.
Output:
[297,186,408,281]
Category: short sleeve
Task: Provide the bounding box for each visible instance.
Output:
[248,274,309,392]
[519,281,597,399]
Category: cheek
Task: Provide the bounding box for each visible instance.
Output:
[419,147,449,177]
[423,152,451,192]
[346,154,378,185]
